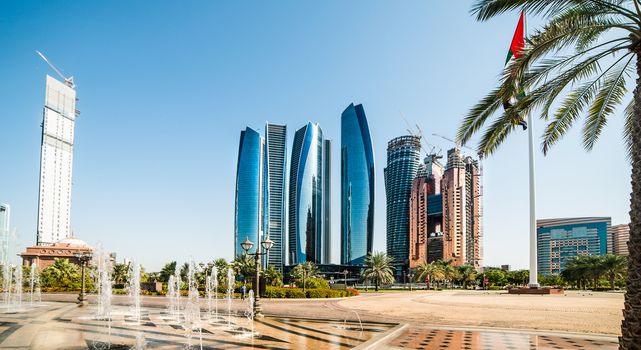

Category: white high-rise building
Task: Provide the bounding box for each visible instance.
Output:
[36,75,77,246]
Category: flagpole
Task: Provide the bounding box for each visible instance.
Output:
[523,11,539,288]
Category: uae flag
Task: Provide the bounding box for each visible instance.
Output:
[503,11,528,130]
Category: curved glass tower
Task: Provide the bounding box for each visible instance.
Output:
[234,127,264,257]
[341,103,375,266]
[384,135,421,278]
[289,122,328,264]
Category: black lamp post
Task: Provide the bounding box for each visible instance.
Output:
[74,251,93,306]
[342,269,349,288]
[241,234,273,318]
[408,272,415,291]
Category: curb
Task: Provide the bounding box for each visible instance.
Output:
[353,323,408,350]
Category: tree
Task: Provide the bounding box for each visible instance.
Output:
[602,254,628,290]
[159,261,177,283]
[41,258,81,289]
[213,258,229,289]
[361,252,395,291]
[264,266,283,287]
[232,254,256,284]
[457,265,478,289]
[112,263,129,285]
[414,262,440,289]
[290,262,320,291]
[460,2,641,346]
[435,260,457,289]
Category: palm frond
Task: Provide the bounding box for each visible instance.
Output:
[623,98,635,159]
[583,54,633,151]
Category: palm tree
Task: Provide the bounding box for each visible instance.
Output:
[602,254,628,290]
[435,260,457,289]
[232,254,256,283]
[361,252,395,291]
[289,262,320,291]
[264,266,283,287]
[459,2,641,346]
[47,258,80,287]
[458,265,478,290]
[414,262,438,289]
[159,261,177,283]
[112,263,129,285]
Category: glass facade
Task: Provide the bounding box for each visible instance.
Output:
[265,123,287,271]
[384,135,421,277]
[234,127,264,257]
[289,122,327,264]
[341,103,375,266]
[323,139,332,264]
[537,217,611,275]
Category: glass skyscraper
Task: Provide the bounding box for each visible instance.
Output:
[384,135,421,278]
[537,217,611,275]
[288,122,330,265]
[265,123,287,270]
[234,127,264,257]
[341,103,375,266]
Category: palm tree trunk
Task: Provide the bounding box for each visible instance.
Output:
[620,49,641,349]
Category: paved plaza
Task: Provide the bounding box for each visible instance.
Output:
[0,290,622,349]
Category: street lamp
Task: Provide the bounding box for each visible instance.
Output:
[241,235,273,318]
[342,269,349,288]
[74,251,93,306]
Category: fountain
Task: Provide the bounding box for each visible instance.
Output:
[2,264,11,308]
[127,260,141,324]
[245,290,255,338]
[174,264,181,322]
[227,268,234,329]
[183,260,202,349]
[29,263,41,306]
[206,266,219,322]
[167,275,178,320]
[12,265,22,310]
[96,252,112,320]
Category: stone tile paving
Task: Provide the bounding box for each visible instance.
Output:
[388,328,618,350]
[0,302,394,349]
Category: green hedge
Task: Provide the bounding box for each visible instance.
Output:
[262,287,359,299]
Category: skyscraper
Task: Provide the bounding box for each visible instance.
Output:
[384,135,421,277]
[537,217,611,275]
[612,223,630,256]
[441,148,483,269]
[408,155,443,269]
[289,122,329,265]
[264,123,287,270]
[37,75,77,246]
[0,204,10,262]
[235,127,264,257]
[323,139,332,264]
[341,103,375,266]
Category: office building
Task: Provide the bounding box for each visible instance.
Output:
[265,123,287,270]
[409,155,444,268]
[341,103,375,266]
[323,139,332,264]
[441,148,482,269]
[427,232,444,263]
[234,127,264,257]
[0,204,9,263]
[537,217,611,275]
[289,122,329,265]
[384,135,421,278]
[611,223,630,256]
[37,75,77,246]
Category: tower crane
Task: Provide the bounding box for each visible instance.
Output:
[36,51,75,89]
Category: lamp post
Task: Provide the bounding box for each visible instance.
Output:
[342,269,349,288]
[240,235,273,318]
[74,251,93,306]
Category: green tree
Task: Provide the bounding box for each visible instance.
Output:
[435,260,457,289]
[159,261,177,283]
[601,254,628,290]
[232,254,256,284]
[40,258,81,289]
[361,252,395,291]
[414,262,442,289]
[290,262,320,291]
[459,2,641,346]
[213,258,229,289]
[264,265,283,287]
[457,265,478,289]
[112,263,129,285]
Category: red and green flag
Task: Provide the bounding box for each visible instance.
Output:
[503,11,528,130]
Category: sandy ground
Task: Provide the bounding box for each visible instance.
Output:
[335,290,624,336]
[42,289,624,336]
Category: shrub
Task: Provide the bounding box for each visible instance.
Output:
[305,277,330,289]
[263,287,287,298]
[285,288,306,298]
[306,289,328,298]
[346,288,360,296]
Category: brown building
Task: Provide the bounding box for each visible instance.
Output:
[409,155,444,268]
[20,237,93,271]
[441,148,482,269]
[612,224,630,256]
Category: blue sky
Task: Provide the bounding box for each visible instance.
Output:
[0,1,631,271]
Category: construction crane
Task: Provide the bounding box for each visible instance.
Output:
[432,133,483,176]
[36,50,75,89]
[398,112,442,159]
